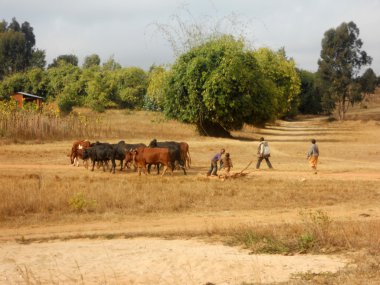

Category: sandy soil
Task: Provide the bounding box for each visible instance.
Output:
[0,238,348,285]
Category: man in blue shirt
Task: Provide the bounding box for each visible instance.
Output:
[207,148,225,176]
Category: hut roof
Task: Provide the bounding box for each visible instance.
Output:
[16,92,43,99]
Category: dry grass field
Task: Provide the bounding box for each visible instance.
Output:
[0,92,380,284]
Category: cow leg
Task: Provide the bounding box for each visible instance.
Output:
[138,166,142,176]
[91,160,95,171]
[110,159,116,173]
[161,165,168,176]
[143,164,149,175]
[180,161,187,175]
[120,160,124,171]
[84,159,89,169]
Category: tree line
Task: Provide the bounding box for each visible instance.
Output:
[0,18,379,136]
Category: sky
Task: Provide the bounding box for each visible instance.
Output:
[2,0,380,74]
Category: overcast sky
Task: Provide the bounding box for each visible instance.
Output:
[2,0,380,74]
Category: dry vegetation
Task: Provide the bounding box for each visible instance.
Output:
[1,93,380,284]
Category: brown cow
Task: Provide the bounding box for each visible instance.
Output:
[69,140,91,167]
[179,142,191,168]
[133,147,172,176]
[124,150,135,170]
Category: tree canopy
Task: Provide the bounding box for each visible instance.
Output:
[0,18,44,79]
[164,35,300,137]
[317,21,372,119]
[48,54,79,68]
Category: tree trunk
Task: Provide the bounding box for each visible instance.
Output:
[196,120,231,138]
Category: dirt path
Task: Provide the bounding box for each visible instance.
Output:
[1,163,380,181]
[0,238,348,285]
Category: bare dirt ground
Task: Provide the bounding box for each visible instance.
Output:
[0,238,348,285]
[1,109,380,284]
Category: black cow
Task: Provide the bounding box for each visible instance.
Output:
[148,139,186,175]
[83,143,114,172]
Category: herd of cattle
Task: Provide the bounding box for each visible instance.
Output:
[69,139,191,176]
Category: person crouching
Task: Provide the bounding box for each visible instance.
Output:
[207,148,225,176]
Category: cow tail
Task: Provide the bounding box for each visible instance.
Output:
[187,149,191,168]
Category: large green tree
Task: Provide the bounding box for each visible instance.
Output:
[0,18,44,79]
[165,35,282,137]
[317,21,372,119]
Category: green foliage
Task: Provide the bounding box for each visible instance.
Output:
[0,18,42,79]
[230,230,290,254]
[45,62,85,113]
[317,21,372,119]
[146,65,170,110]
[359,68,377,95]
[114,67,148,109]
[103,56,121,71]
[298,233,315,251]
[68,192,97,213]
[48,54,79,68]
[83,54,101,69]
[253,47,301,118]
[0,72,28,99]
[299,209,332,251]
[165,35,300,136]
[84,69,115,112]
[297,69,322,114]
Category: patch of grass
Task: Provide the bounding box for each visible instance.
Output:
[68,192,97,213]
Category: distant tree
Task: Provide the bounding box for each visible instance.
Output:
[146,65,170,110]
[83,54,101,69]
[84,69,116,112]
[0,31,27,78]
[165,35,280,137]
[0,18,43,79]
[115,67,148,109]
[358,68,377,101]
[45,61,84,112]
[48,54,79,68]
[30,49,46,68]
[297,69,322,114]
[317,21,372,119]
[103,56,121,71]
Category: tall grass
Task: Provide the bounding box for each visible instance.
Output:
[0,101,120,141]
[0,102,197,142]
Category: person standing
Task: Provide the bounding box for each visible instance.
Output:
[207,148,225,176]
[307,139,319,174]
[256,137,273,169]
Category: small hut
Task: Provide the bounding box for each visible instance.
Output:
[11,92,43,108]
